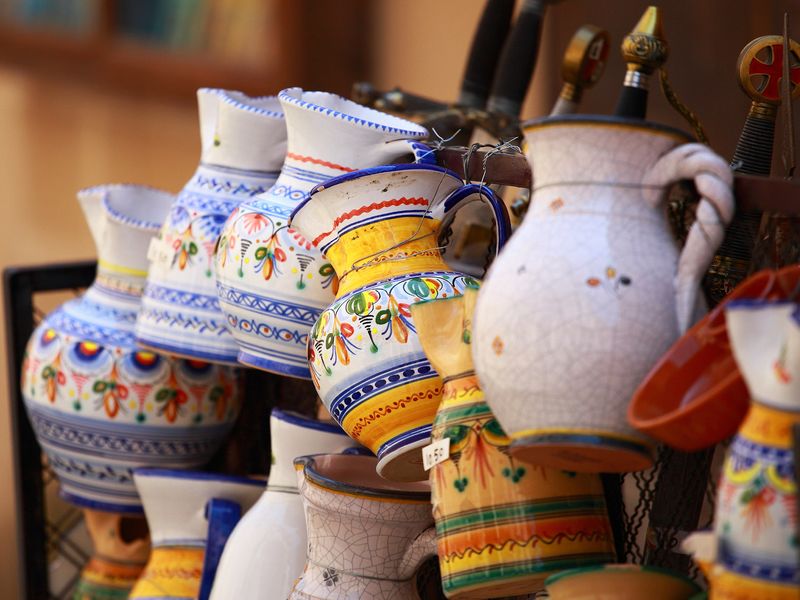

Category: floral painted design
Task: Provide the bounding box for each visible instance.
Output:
[586,266,632,295]
[309,273,477,383]
[216,207,338,293]
[91,364,129,418]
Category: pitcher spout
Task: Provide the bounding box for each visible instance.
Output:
[78,184,174,277]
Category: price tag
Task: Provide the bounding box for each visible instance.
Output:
[422,438,450,471]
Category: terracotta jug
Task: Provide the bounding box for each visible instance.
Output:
[412,288,615,598]
[21,185,241,513]
[290,454,436,599]
[215,88,431,378]
[136,88,287,364]
[697,300,799,599]
[289,164,510,481]
[74,509,150,600]
[472,115,735,473]
[129,469,263,600]
[210,409,359,600]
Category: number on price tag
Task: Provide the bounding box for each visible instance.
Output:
[422,438,450,471]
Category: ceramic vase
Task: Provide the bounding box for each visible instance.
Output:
[74,509,150,600]
[701,300,799,599]
[472,115,735,473]
[412,288,616,598]
[214,87,431,378]
[210,409,359,600]
[135,88,287,364]
[129,469,264,600]
[290,453,436,599]
[289,164,510,482]
[21,185,242,513]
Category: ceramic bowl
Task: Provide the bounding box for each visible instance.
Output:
[545,564,701,599]
[628,265,800,451]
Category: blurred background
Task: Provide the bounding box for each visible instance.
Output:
[0,0,796,596]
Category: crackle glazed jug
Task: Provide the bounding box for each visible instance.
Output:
[412,288,615,598]
[290,454,436,599]
[699,300,799,599]
[129,469,264,600]
[210,409,358,600]
[21,185,242,512]
[215,88,431,378]
[473,115,735,473]
[289,164,511,482]
[136,88,287,364]
[74,509,150,600]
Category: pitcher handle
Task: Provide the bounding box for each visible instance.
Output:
[439,183,512,266]
[641,143,734,333]
[397,526,438,582]
[198,498,242,600]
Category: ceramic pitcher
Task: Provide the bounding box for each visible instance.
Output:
[215,88,431,378]
[129,469,264,600]
[412,288,615,598]
[290,454,436,599]
[702,300,799,599]
[21,185,242,512]
[289,164,511,482]
[74,509,150,600]
[210,409,359,600]
[136,88,287,364]
[472,115,735,473]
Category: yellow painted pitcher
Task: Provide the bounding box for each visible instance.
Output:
[411,288,616,598]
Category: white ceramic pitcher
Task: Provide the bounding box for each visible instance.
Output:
[472,115,734,473]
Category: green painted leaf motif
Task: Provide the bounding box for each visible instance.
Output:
[319,263,334,276]
[254,247,268,260]
[325,333,334,349]
[484,419,506,437]
[444,424,469,445]
[92,381,107,393]
[375,310,391,325]
[155,388,171,402]
[463,277,479,289]
[406,278,429,299]
[346,294,367,316]
[188,242,198,255]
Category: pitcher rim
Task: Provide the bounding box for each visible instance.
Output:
[522,114,692,143]
[271,407,350,436]
[78,184,173,232]
[198,87,284,119]
[278,87,428,138]
[132,468,264,488]
[295,454,431,502]
[289,163,461,227]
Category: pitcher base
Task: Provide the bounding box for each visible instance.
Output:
[376,438,430,482]
[509,430,655,473]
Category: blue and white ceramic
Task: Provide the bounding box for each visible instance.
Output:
[214,87,430,378]
[135,89,288,364]
[130,469,264,600]
[21,185,242,513]
[210,409,359,600]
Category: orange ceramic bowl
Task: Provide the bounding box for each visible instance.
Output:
[628,265,800,452]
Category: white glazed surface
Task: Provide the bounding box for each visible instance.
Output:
[473,121,733,455]
[134,471,264,546]
[136,89,286,364]
[21,185,242,512]
[210,411,358,600]
[214,88,429,378]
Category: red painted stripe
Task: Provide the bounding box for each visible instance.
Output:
[286,152,355,172]
[311,197,430,247]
